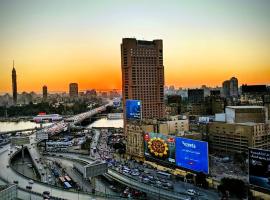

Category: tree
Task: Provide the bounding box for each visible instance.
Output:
[218,178,247,199]
[195,172,208,188]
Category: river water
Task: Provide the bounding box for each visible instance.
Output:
[0,121,52,132]
[0,118,123,132]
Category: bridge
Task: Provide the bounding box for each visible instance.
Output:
[37,101,113,136]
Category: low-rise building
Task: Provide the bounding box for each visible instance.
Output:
[209,122,270,154]
[208,106,270,154]
[126,116,190,159]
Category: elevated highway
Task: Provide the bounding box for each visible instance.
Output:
[0,143,122,200]
[48,153,190,200]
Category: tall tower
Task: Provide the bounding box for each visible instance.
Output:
[43,85,48,101]
[229,77,238,97]
[121,38,165,120]
[222,80,230,98]
[12,61,17,104]
[69,83,78,98]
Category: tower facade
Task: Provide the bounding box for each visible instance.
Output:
[229,77,238,97]
[12,61,17,104]
[43,85,48,101]
[69,83,78,98]
[121,38,165,120]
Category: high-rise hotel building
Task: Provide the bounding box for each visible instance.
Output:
[121,38,165,120]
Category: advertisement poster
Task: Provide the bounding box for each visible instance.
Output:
[249,148,270,190]
[126,99,141,120]
[175,137,209,174]
[144,132,176,165]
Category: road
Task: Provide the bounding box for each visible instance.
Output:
[49,152,194,200]
[0,144,110,200]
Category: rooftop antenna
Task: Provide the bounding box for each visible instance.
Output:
[13,60,14,69]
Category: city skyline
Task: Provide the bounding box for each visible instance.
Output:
[1,0,270,92]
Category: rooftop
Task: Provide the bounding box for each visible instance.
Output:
[226,106,265,109]
[236,122,260,126]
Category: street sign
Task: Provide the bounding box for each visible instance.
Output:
[11,136,30,145]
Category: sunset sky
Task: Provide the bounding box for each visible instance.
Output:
[0,0,269,93]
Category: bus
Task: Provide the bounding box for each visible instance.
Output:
[59,176,65,183]
[156,171,171,179]
[63,181,72,189]
[64,175,72,182]
[33,113,62,122]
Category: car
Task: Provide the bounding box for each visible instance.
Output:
[187,189,197,196]
[142,178,150,183]
[43,191,50,198]
[109,185,117,191]
[26,185,32,190]
[148,175,154,180]
[29,180,34,184]
[13,180,19,184]
[156,181,162,186]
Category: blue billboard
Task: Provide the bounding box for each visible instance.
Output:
[126,99,141,120]
[175,137,209,174]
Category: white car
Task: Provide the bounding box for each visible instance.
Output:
[29,180,34,184]
[187,189,197,196]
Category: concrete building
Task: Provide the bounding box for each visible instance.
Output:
[225,106,268,123]
[187,103,206,115]
[42,85,48,101]
[126,116,189,159]
[69,83,78,98]
[166,95,182,115]
[264,95,270,120]
[188,89,204,103]
[121,38,165,120]
[208,106,270,154]
[126,121,155,159]
[166,115,189,134]
[222,80,230,98]
[229,77,238,97]
[12,61,17,105]
[205,96,225,115]
[208,122,270,154]
[222,77,238,98]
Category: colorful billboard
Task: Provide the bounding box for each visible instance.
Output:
[126,99,141,120]
[175,137,209,174]
[249,148,270,191]
[144,132,176,165]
